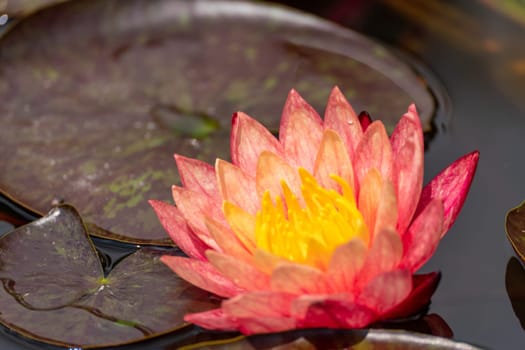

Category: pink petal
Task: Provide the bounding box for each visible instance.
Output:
[313,129,355,192]
[230,111,283,174]
[252,248,287,275]
[206,250,270,291]
[357,227,403,288]
[216,159,259,215]
[171,185,223,251]
[390,104,424,234]
[415,151,479,236]
[222,201,257,253]
[293,295,377,328]
[160,256,243,298]
[174,154,220,203]
[205,217,252,263]
[184,308,238,331]
[149,200,208,260]
[222,291,297,334]
[271,263,332,294]
[328,239,367,292]
[400,199,444,272]
[383,272,441,320]
[358,169,398,241]
[323,86,362,159]
[255,151,301,199]
[354,120,393,193]
[279,89,324,171]
[357,269,412,315]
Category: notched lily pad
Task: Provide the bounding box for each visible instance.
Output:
[0,205,219,348]
[0,0,439,245]
[505,200,525,262]
[180,329,482,350]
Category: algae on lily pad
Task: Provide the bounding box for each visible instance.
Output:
[0,205,219,348]
[0,0,438,245]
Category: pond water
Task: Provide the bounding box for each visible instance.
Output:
[1,0,524,349]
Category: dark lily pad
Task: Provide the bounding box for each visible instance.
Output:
[0,0,438,244]
[179,329,482,350]
[505,257,525,330]
[0,204,219,348]
[505,200,525,262]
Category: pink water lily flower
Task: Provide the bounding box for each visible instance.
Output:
[150,87,479,334]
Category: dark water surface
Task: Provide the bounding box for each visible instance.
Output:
[1,0,525,349]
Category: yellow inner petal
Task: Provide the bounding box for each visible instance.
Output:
[255,168,369,269]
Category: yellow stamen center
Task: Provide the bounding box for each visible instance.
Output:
[255,168,368,269]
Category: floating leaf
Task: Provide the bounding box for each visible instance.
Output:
[0,0,438,244]
[179,328,482,350]
[0,205,219,348]
[505,200,525,262]
[505,257,525,330]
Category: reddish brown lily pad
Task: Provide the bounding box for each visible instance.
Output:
[506,200,525,263]
[0,0,437,244]
[0,205,219,348]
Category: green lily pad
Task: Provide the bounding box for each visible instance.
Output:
[0,0,438,244]
[180,329,482,350]
[505,200,525,262]
[0,204,219,348]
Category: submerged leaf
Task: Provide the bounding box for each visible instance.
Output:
[0,205,219,348]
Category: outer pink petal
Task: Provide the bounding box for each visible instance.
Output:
[205,217,252,263]
[271,263,332,294]
[230,111,283,174]
[415,151,479,236]
[206,250,270,291]
[354,121,393,193]
[149,200,208,260]
[313,129,355,192]
[400,199,444,272]
[174,154,220,203]
[383,272,441,320]
[357,227,403,288]
[216,159,259,215]
[222,291,297,334]
[171,185,223,251]
[255,151,301,199]
[279,89,324,171]
[160,256,243,298]
[390,104,424,234]
[323,86,362,160]
[357,269,412,315]
[328,239,367,292]
[184,308,238,331]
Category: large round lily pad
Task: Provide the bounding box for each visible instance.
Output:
[180,328,482,350]
[1,0,68,16]
[0,0,437,244]
[0,205,219,348]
